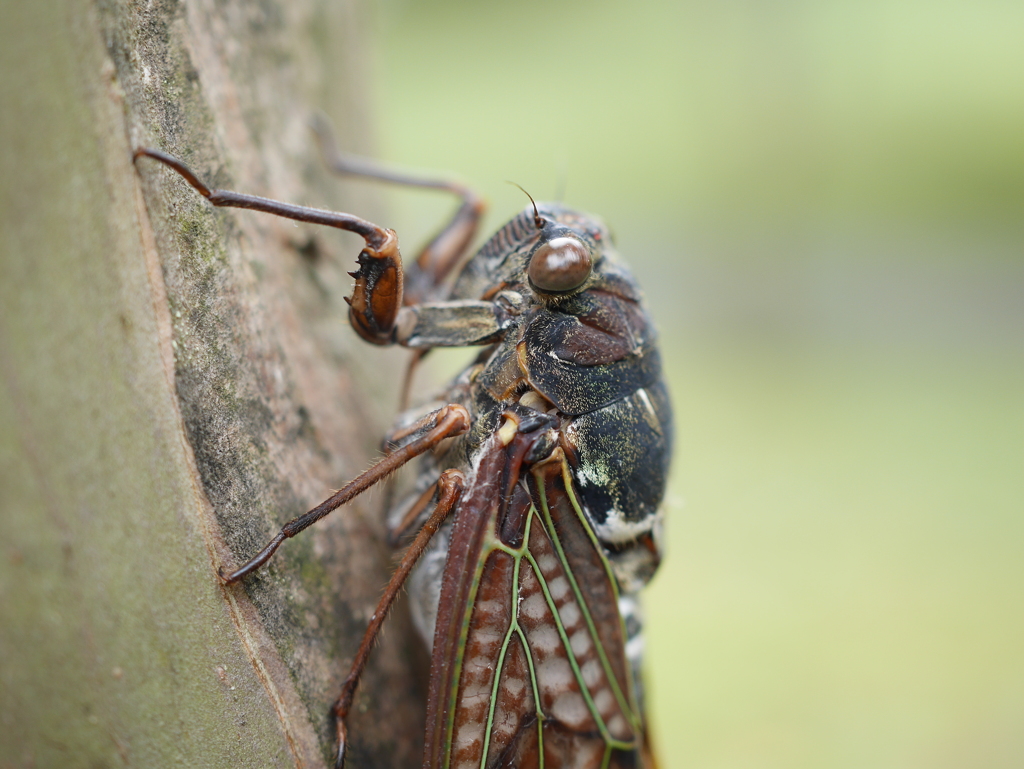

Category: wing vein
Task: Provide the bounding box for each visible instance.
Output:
[532,461,642,736]
[523,545,632,750]
[478,551,521,769]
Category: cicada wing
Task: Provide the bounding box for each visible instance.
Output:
[423,434,511,769]
[424,439,648,769]
[515,455,645,769]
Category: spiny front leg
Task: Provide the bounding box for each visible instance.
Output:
[345,228,404,345]
[133,147,407,346]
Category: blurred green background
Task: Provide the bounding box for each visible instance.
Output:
[363,1,1023,767]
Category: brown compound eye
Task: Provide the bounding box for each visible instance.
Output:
[527,236,593,294]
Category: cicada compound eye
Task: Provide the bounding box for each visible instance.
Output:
[528,236,593,295]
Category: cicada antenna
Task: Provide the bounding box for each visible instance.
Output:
[506,181,544,230]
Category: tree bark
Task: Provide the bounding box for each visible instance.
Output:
[0,2,423,767]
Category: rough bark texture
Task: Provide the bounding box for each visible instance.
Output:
[0,2,424,767]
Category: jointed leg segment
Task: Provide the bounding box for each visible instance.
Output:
[219,403,470,583]
[331,468,465,769]
[133,147,404,346]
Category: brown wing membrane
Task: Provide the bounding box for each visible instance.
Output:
[424,435,646,769]
[423,434,509,769]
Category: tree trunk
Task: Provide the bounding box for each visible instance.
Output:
[0,2,423,767]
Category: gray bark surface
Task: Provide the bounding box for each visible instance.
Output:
[0,2,423,767]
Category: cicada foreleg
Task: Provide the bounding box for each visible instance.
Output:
[331,467,464,769]
[133,147,409,346]
[218,403,470,583]
[134,146,492,353]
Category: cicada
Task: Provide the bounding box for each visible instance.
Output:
[135,125,672,769]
